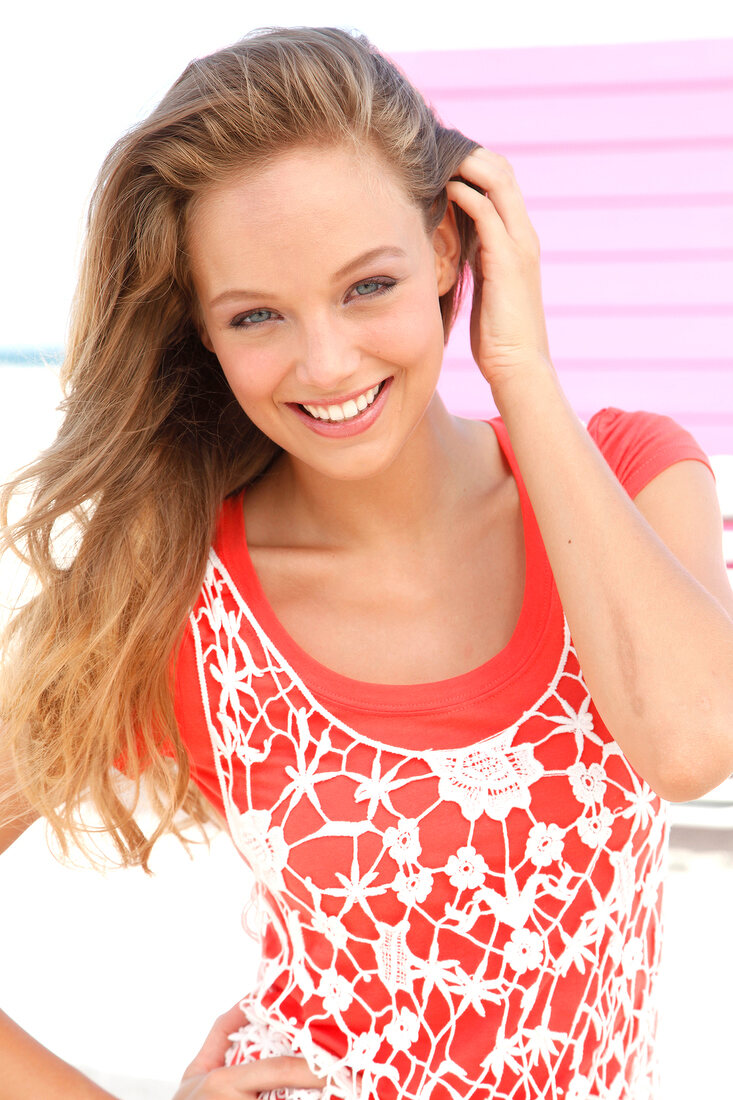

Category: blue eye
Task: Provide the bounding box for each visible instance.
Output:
[353,278,396,298]
[228,278,396,330]
[229,308,275,329]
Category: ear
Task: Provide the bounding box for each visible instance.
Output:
[432,199,462,295]
[189,293,216,353]
[192,307,215,353]
[199,325,215,354]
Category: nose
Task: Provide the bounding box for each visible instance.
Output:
[292,315,361,396]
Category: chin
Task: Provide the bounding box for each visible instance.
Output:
[303,450,400,483]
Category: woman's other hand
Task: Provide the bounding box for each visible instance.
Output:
[173,1002,327,1098]
[445,147,553,392]
[172,1057,326,1099]
[179,1002,251,1079]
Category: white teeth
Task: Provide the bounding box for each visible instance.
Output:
[302,381,383,422]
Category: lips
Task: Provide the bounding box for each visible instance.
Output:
[287,376,393,439]
[299,379,386,422]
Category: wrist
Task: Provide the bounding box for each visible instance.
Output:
[488,355,562,419]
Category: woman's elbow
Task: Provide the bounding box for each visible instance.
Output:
[652,745,733,804]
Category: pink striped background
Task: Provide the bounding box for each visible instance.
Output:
[391,38,733,455]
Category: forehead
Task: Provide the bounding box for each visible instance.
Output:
[186,144,427,286]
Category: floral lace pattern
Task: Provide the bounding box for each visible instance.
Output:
[190,550,668,1100]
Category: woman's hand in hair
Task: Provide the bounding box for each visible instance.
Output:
[446,147,553,393]
[173,1003,327,1098]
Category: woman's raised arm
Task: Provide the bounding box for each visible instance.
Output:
[446,147,733,802]
[494,365,733,802]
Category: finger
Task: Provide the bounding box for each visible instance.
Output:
[182,1002,251,1078]
[203,1056,328,1093]
[452,149,538,248]
[445,178,505,241]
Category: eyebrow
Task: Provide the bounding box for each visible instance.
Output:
[208,245,408,309]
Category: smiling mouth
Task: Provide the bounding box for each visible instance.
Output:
[297,379,389,422]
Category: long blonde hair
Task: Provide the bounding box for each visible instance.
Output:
[0,26,480,870]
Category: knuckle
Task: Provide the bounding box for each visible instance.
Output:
[521,249,539,273]
[204,1066,232,1089]
[517,227,540,262]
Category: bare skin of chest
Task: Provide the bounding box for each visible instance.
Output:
[244,431,526,685]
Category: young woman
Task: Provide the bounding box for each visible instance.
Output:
[1,25,732,1100]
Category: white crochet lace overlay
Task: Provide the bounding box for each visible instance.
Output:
[191,550,669,1100]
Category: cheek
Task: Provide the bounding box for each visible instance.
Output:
[216,346,284,409]
[364,291,444,366]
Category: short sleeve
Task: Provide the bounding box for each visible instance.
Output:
[585,407,716,500]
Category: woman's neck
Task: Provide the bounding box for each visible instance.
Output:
[250,395,489,552]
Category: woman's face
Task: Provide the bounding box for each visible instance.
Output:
[187,143,461,482]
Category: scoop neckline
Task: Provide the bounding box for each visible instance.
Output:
[217,417,557,713]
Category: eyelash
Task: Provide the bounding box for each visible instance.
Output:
[228,277,398,330]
